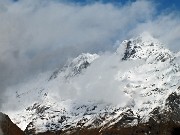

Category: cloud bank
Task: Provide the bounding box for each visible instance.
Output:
[0,0,180,109]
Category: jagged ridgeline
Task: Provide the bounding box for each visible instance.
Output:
[2,33,180,135]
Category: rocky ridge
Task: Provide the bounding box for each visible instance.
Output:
[4,33,180,135]
[0,112,25,135]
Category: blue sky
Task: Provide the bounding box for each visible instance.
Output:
[62,0,180,11]
[155,0,180,11]
[12,0,180,15]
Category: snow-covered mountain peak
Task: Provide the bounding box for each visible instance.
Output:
[49,53,99,80]
[117,33,174,63]
[5,34,180,134]
[69,53,99,68]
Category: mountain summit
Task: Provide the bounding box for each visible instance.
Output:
[117,32,173,62]
[4,33,180,135]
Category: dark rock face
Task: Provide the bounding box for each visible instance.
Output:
[0,112,25,135]
[24,122,36,135]
[122,41,138,60]
[165,92,180,112]
[114,109,138,128]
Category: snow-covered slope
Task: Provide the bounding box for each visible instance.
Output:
[49,53,99,80]
[6,33,180,134]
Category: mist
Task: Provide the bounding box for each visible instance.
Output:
[0,0,180,109]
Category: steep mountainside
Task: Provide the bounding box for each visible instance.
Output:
[0,112,25,135]
[4,33,180,135]
[48,53,99,81]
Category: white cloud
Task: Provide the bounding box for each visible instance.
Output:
[0,0,180,108]
[130,12,180,51]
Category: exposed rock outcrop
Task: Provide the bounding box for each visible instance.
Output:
[0,112,25,135]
